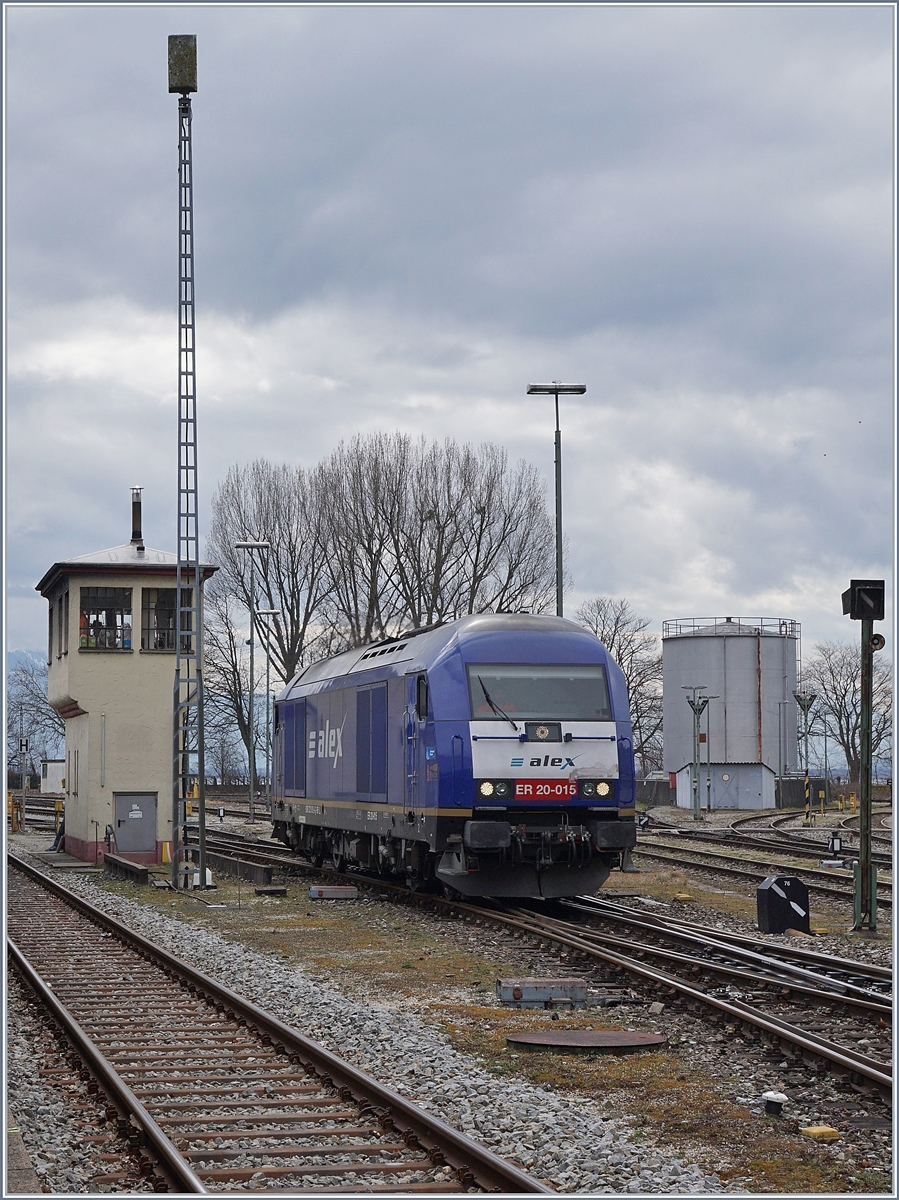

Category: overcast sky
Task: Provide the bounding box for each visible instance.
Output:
[4,3,894,661]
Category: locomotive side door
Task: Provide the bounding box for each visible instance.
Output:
[273,704,284,799]
[404,673,429,813]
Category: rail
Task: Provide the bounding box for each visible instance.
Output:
[7,854,553,1195]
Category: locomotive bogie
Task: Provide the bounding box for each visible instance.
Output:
[272,614,637,899]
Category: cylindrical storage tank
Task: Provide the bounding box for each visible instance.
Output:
[662,617,800,810]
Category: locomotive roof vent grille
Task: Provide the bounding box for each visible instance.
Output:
[359,642,408,661]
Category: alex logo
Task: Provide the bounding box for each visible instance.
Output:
[511,755,578,770]
[308,715,347,768]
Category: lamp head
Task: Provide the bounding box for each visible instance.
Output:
[168,35,197,93]
[527,383,587,395]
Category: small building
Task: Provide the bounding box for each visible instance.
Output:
[662,616,800,811]
[35,491,216,862]
[40,759,65,794]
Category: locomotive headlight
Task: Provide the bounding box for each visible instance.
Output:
[581,781,596,798]
[479,781,495,797]
[596,781,611,797]
[495,781,511,798]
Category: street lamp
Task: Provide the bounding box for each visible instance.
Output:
[682,685,708,821]
[257,609,281,815]
[793,687,817,824]
[526,381,587,617]
[235,540,270,821]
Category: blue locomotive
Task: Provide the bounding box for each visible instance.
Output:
[271,613,636,898]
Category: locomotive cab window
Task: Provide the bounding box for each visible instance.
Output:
[467,663,612,721]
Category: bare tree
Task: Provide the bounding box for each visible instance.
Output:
[803,640,892,782]
[6,655,65,777]
[204,690,249,789]
[575,597,663,776]
[316,435,406,646]
[207,460,334,683]
[374,436,557,627]
[202,434,558,766]
[202,583,265,792]
[454,444,557,617]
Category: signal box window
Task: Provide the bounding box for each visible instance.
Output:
[141,588,193,651]
[142,588,175,650]
[79,587,132,650]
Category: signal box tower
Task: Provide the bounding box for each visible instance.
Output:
[168,35,207,887]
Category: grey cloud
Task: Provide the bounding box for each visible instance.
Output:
[5,4,893,652]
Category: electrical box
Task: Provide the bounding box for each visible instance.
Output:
[757,875,811,935]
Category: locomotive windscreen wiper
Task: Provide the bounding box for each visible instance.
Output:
[477,675,519,732]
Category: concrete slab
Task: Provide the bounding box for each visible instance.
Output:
[506,1029,667,1054]
[6,1107,43,1194]
[29,852,103,871]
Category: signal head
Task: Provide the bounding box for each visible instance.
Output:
[169,35,197,93]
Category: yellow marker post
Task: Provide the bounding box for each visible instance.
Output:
[839,794,845,813]
[850,792,857,813]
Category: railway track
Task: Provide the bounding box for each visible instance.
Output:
[644,823,893,869]
[731,809,893,847]
[7,853,552,1195]
[176,829,893,1100]
[632,842,893,910]
[552,896,892,1014]
[484,903,892,1099]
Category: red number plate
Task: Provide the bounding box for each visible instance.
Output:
[514,780,577,799]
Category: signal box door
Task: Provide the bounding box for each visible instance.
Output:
[114,793,157,854]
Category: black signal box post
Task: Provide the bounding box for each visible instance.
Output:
[842,578,885,933]
[757,875,811,935]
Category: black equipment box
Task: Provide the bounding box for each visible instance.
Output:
[757,875,811,935]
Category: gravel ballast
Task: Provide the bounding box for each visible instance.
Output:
[8,857,733,1195]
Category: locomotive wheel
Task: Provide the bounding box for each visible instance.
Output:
[331,852,347,873]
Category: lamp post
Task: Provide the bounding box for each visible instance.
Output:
[258,609,281,814]
[682,685,708,821]
[793,688,817,825]
[235,540,270,821]
[526,381,586,617]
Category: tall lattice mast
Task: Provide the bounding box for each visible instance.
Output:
[168,35,206,887]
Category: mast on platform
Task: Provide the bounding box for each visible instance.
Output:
[168,35,206,888]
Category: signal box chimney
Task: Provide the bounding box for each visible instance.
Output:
[131,487,144,550]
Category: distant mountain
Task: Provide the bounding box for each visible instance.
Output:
[7,649,46,674]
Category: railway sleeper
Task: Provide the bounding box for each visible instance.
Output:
[197,1159,441,1182]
